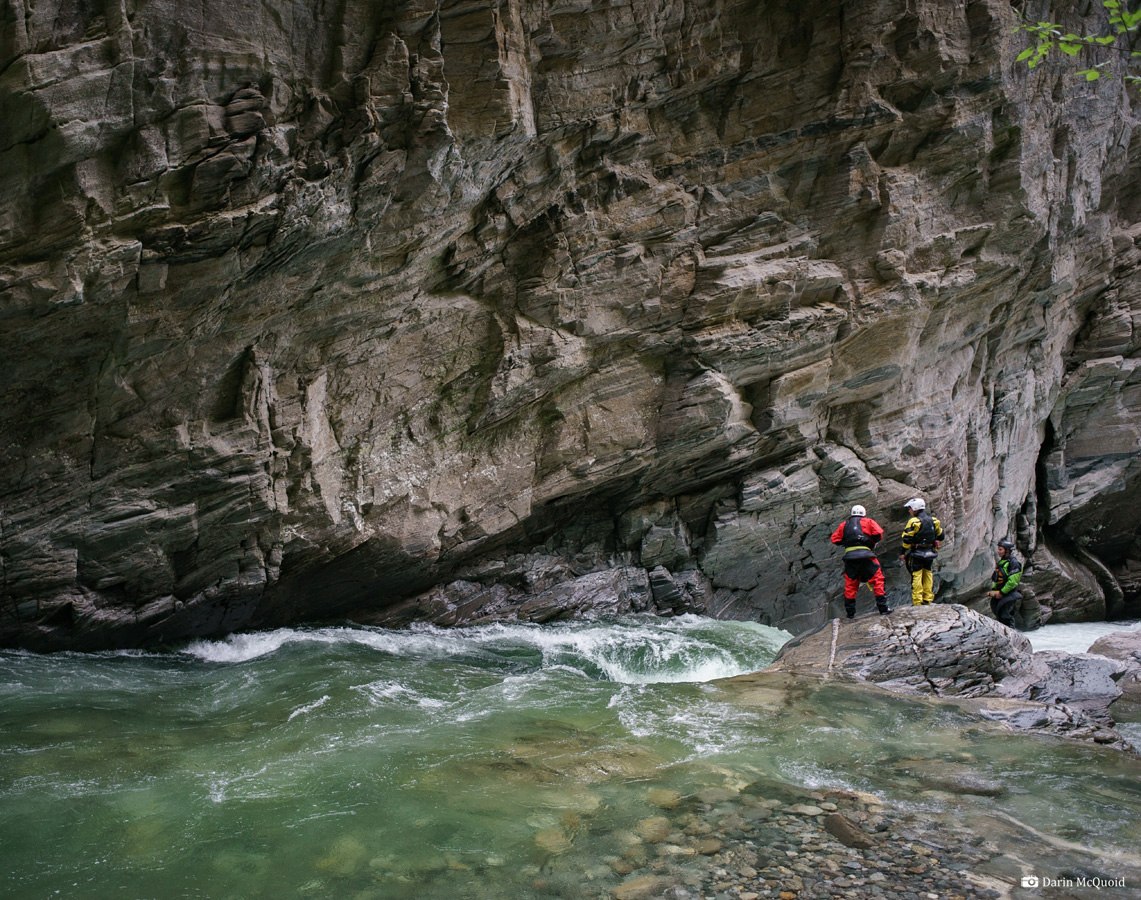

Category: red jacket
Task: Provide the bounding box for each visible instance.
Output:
[831,516,884,559]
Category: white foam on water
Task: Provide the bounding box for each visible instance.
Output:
[777,760,868,796]
[205,764,271,804]
[184,629,303,663]
[181,624,453,663]
[487,672,532,706]
[353,680,448,710]
[608,681,764,757]
[287,695,330,722]
[643,703,760,757]
[1028,620,1141,654]
[504,615,789,684]
[181,615,793,685]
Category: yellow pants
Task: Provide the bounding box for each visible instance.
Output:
[911,567,934,605]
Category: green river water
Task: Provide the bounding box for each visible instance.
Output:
[2,615,1140,899]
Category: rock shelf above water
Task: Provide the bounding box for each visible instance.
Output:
[761,605,1133,749]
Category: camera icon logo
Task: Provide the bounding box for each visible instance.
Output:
[1021,875,1040,888]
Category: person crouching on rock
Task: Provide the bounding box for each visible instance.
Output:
[899,497,943,606]
[988,539,1023,629]
[831,504,891,618]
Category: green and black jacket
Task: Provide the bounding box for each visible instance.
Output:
[990,557,1023,595]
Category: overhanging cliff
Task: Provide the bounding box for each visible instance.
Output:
[2,0,1140,649]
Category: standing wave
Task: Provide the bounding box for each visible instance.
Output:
[182,615,791,684]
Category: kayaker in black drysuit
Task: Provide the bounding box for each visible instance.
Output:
[988,539,1022,629]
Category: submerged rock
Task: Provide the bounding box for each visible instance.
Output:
[823,813,876,849]
[647,789,682,809]
[634,816,672,843]
[610,875,670,900]
[534,828,573,855]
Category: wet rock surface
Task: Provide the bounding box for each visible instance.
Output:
[1001,650,1125,727]
[1089,630,1141,723]
[763,605,1133,748]
[3,0,1141,648]
[765,606,1036,697]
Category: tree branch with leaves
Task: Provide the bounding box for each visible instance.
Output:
[1014,0,1141,88]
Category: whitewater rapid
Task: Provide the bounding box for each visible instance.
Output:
[182,614,793,683]
[4,614,1141,900]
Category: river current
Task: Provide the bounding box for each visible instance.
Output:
[2,615,1140,899]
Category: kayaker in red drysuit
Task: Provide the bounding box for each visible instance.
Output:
[831,504,891,618]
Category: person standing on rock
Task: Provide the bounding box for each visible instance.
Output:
[988,539,1023,629]
[899,498,943,606]
[830,504,891,618]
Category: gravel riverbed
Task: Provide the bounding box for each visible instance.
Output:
[581,779,1010,900]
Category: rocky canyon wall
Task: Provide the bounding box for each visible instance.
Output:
[2,0,1140,649]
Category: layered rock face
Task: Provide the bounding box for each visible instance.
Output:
[2,0,1140,649]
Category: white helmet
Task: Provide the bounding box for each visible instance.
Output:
[851,505,866,517]
[904,497,926,511]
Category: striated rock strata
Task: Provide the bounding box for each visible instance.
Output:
[2,0,1141,648]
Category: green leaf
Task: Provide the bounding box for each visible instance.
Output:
[1097,35,1117,45]
[1060,43,1081,55]
[1104,0,1120,8]
[1016,47,1036,61]
[1085,70,1101,81]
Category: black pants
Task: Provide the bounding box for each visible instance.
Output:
[991,590,1020,628]
[906,554,935,572]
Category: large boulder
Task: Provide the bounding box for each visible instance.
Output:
[1089,630,1141,723]
[997,651,1125,727]
[355,564,708,627]
[764,604,1130,747]
[765,604,1036,696]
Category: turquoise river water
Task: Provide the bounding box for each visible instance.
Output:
[2,615,1140,899]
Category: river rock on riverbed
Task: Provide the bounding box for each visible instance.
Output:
[764,604,1132,747]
